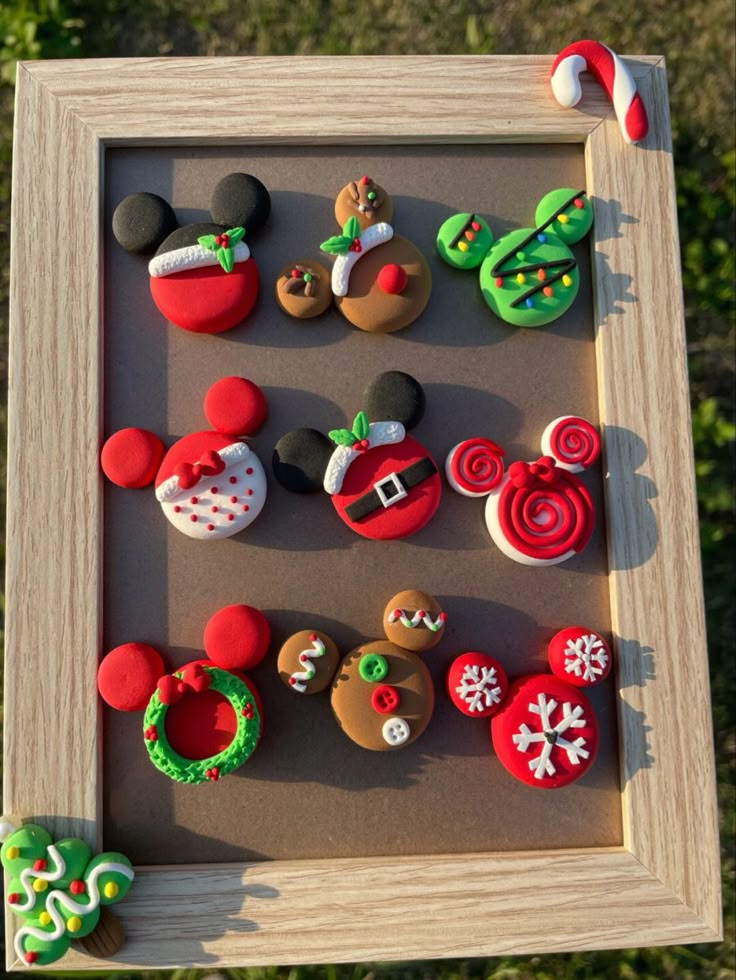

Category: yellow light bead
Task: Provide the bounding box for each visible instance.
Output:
[457,241,469,252]
[6,846,20,860]
[562,274,573,287]
[67,915,82,933]
[32,878,48,893]
[104,881,119,899]
[39,912,51,926]
[557,213,569,224]
[515,273,526,285]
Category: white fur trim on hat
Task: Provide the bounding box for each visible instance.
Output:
[323,421,405,494]
[331,223,393,297]
[148,241,250,278]
[156,442,252,503]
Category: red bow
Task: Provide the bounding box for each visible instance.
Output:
[174,450,225,490]
[157,663,211,706]
[508,456,558,489]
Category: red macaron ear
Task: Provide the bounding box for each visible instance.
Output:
[203,604,271,671]
[97,642,165,711]
[539,416,600,473]
[101,428,165,488]
[203,377,267,436]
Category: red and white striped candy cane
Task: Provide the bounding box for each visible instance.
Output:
[550,40,649,145]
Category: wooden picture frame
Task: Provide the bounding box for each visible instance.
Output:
[4,56,721,970]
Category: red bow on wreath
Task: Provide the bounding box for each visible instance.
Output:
[174,450,226,490]
[507,456,558,489]
[157,663,211,705]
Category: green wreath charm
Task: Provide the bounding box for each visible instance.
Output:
[142,664,261,785]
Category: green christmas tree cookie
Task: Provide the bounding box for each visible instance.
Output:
[1,819,134,967]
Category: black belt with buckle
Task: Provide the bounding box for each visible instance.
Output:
[344,457,438,522]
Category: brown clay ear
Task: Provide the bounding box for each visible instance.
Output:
[348,181,360,201]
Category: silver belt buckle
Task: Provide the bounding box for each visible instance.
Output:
[374,471,407,508]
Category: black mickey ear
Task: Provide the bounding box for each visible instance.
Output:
[363,372,426,430]
[272,428,334,493]
[210,173,271,235]
[154,222,223,256]
[112,192,177,255]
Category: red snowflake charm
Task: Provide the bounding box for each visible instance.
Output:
[548,626,611,687]
[491,674,599,789]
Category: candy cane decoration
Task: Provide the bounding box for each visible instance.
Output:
[550,40,649,145]
[387,608,447,632]
[289,634,326,693]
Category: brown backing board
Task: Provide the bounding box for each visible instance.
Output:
[102,143,619,866]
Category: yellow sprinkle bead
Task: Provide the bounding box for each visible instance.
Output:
[39,912,51,926]
[557,213,569,224]
[104,881,119,899]
[515,273,526,285]
[6,846,20,859]
[67,915,82,933]
[32,878,48,893]
[457,241,469,252]
[562,274,573,287]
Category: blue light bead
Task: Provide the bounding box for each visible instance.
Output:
[525,298,534,308]
[537,233,546,243]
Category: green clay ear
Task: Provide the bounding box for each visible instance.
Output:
[52,838,92,888]
[85,852,135,906]
[436,212,494,270]
[534,189,593,246]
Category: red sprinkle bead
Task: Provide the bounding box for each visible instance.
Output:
[190,515,198,523]
[360,175,370,184]
[230,496,237,503]
[246,467,253,475]
[246,488,253,496]
[207,524,215,531]
[309,632,317,641]
[190,496,198,504]
[242,505,249,512]
[471,221,481,231]
[543,286,553,297]
[574,198,584,208]
[495,277,503,287]
[32,859,47,872]
[25,952,38,964]
[227,514,235,522]
[211,506,218,513]
[8,893,19,904]
[229,476,237,484]
[173,505,181,513]
[210,487,218,494]
[70,880,85,895]
[291,268,300,278]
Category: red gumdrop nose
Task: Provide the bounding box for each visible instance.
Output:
[377,263,408,295]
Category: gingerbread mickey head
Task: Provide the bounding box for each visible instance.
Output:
[101,376,268,541]
[445,416,601,566]
[447,626,611,789]
[277,590,446,751]
[272,371,441,541]
[436,188,594,328]
[274,176,431,333]
[97,604,270,784]
[112,172,271,334]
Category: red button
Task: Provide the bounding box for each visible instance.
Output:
[371,684,401,714]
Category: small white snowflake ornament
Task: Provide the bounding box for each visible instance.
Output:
[548,626,611,687]
[446,652,508,718]
[491,674,599,788]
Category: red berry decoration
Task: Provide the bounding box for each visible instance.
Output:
[491,674,599,789]
[446,652,508,718]
[70,880,85,895]
[548,626,611,687]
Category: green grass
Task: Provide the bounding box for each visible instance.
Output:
[1,2,734,977]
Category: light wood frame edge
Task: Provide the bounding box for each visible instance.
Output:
[4,56,721,970]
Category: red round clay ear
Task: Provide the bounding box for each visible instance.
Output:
[203,604,271,671]
[203,377,267,436]
[97,643,164,711]
[101,428,165,488]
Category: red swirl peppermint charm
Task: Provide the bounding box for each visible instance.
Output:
[540,416,600,472]
[445,438,505,497]
[485,456,595,566]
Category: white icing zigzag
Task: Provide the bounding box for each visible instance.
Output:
[289,635,326,693]
[387,608,445,632]
[13,844,134,961]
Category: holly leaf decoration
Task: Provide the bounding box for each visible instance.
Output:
[320,233,352,255]
[353,411,369,440]
[328,428,357,447]
[219,248,234,273]
[227,227,245,245]
[197,226,245,273]
[343,216,361,239]
[198,234,217,249]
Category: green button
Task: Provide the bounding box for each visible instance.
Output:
[359,653,388,683]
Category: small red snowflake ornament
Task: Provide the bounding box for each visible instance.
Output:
[548,626,611,687]
[446,652,508,718]
[491,674,599,789]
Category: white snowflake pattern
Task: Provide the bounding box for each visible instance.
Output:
[564,634,609,683]
[512,693,589,779]
[455,663,502,713]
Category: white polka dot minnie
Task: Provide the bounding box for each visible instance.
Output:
[101,376,268,541]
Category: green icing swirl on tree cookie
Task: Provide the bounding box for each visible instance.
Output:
[143,665,260,784]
